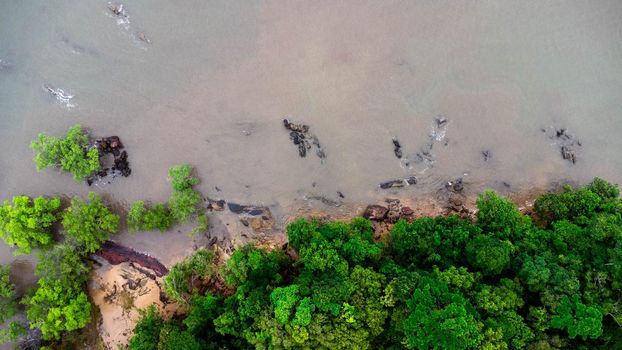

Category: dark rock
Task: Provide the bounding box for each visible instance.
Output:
[446,178,464,193]
[283,119,309,133]
[337,191,345,198]
[401,206,414,217]
[481,150,491,161]
[206,198,226,211]
[392,137,403,159]
[435,115,448,127]
[380,176,417,189]
[227,202,245,214]
[380,179,405,189]
[363,205,388,221]
[283,118,325,160]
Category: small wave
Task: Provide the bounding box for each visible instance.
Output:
[42,84,76,109]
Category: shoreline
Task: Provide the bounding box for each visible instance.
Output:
[88,184,549,349]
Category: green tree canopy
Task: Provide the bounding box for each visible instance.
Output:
[30,124,101,181]
[62,192,119,253]
[0,196,61,254]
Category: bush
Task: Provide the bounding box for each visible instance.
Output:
[164,249,216,303]
[31,124,101,181]
[0,196,61,254]
[126,164,207,234]
[62,192,119,253]
[128,201,174,232]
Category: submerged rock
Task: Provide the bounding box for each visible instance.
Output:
[392,137,403,159]
[481,150,492,161]
[283,118,326,160]
[379,176,417,189]
[543,126,582,164]
[107,2,126,16]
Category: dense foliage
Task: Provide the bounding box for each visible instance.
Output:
[127,164,207,235]
[0,196,61,254]
[0,264,27,343]
[23,244,92,340]
[30,124,101,181]
[129,178,622,349]
[127,201,174,232]
[163,248,217,303]
[62,192,119,253]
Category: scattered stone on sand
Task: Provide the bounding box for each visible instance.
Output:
[307,194,342,207]
[226,203,275,232]
[446,177,464,193]
[379,176,417,189]
[89,259,172,350]
[481,150,492,161]
[363,205,389,221]
[392,137,403,159]
[337,191,345,199]
[542,127,582,164]
[283,118,326,160]
[363,200,413,223]
[206,198,226,211]
[436,177,471,216]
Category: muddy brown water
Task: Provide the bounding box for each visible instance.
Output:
[1,0,621,303]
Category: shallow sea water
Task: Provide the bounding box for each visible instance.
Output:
[1,1,621,270]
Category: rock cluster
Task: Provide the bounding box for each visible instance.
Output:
[362,199,414,223]
[283,118,326,159]
[87,136,131,185]
[542,127,582,164]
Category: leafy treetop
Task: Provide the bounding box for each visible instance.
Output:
[30,124,100,181]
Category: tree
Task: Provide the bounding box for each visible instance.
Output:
[128,305,164,350]
[22,243,92,341]
[550,294,603,340]
[403,278,482,350]
[476,190,527,240]
[164,249,216,303]
[0,196,61,254]
[23,279,91,340]
[466,235,512,276]
[31,124,101,181]
[167,164,202,224]
[62,192,119,253]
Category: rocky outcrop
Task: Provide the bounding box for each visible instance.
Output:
[96,241,168,277]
